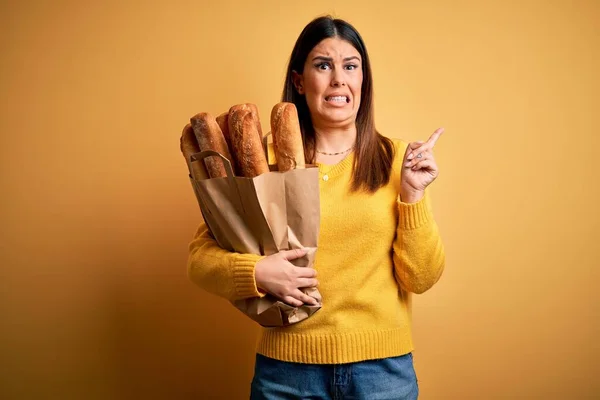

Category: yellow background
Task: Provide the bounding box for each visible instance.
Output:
[1,0,598,398]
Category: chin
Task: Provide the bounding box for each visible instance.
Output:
[322,110,356,125]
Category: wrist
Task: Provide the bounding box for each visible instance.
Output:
[254,257,266,290]
[400,188,424,203]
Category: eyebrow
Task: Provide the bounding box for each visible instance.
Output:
[312,56,361,62]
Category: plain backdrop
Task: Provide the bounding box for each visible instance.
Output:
[1,0,598,398]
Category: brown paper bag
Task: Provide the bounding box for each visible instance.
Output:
[188,150,322,327]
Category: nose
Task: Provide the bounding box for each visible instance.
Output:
[331,69,346,87]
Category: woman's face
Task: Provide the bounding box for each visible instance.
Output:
[295,37,363,129]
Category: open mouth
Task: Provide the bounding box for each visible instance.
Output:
[325,96,350,103]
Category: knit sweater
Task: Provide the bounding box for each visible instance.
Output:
[187,138,445,364]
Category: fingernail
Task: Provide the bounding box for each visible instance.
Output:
[407,153,413,160]
[412,166,417,170]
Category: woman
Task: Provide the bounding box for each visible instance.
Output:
[188,16,445,399]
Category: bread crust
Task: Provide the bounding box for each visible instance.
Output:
[230,103,263,138]
[190,112,232,178]
[216,111,232,151]
[180,123,208,179]
[270,102,305,171]
[229,108,269,177]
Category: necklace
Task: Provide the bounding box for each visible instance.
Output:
[315,145,355,156]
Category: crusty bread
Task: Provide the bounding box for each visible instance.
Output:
[216,111,232,151]
[270,102,305,171]
[229,108,269,177]
[190,112,233,179]
[230,103,263,138]
[180,123,208,180]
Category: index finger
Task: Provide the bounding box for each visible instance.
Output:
[427,127,445,147]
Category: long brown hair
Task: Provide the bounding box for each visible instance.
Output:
[282,16,394,193]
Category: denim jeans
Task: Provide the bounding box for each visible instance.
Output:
[250,353,419,400]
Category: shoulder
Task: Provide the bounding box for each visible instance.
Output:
[384,137,409,185]
[385,137,409,163]
[388,137,408,152]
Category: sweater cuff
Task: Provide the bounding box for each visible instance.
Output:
[232,254,267,299]
[397,192,433,230]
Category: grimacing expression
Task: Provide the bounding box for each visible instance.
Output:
[295,37,363,128]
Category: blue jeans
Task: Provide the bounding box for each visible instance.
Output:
[250,353,419,399]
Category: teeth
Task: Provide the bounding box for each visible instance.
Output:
[327,96,347,102]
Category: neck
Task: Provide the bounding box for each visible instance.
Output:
[313,123,357,153]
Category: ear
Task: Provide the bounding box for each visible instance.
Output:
[292,70,304,95]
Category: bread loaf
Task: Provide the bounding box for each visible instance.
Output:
[180,123,208,180]
[229,108,269,177]
[190,112,233,179]
[270,102,305,171]
[216,112,232,151]
[230,103,263,138]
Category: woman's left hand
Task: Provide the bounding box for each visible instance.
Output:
[400,127,445,203]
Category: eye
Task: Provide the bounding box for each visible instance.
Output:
[345,64,358,70]
[315,62,331,70]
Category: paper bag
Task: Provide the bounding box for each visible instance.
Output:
[188,150,322,327]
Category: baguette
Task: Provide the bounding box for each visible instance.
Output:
[216,111,232,151]
[180,123,207,180]
[230,103,263,138]
[270,102,305,171]
[229,108,269,177]
[189,112,233,178]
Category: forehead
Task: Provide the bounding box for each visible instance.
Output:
[309,37,361,60]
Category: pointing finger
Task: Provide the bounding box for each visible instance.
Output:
[426,127,445,147]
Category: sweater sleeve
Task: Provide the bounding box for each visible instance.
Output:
[187,219,266,301]
[392,191,446,294]
[390,138,446,294]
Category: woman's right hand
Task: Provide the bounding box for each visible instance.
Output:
[254,248,319,307]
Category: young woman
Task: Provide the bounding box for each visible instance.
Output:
[188,16,446,400]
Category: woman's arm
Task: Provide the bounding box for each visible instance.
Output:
[187,220,319,304]
[392,191,446,294]
[187,220,265,301]
[390,135,446,294]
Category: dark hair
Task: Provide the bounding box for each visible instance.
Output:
[283,15,394,193]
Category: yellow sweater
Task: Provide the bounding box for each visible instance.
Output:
[187,138,445,364]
